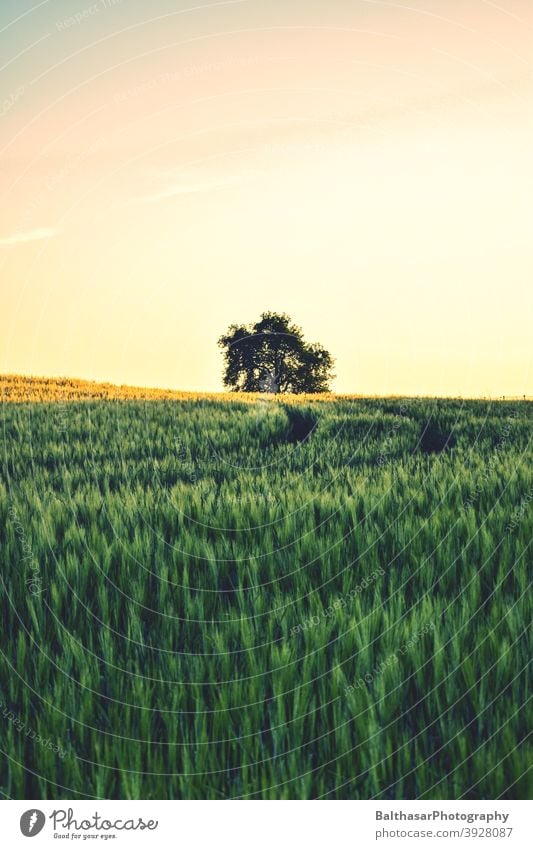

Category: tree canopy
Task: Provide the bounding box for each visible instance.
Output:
[218,312,334,393]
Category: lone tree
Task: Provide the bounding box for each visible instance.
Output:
[218,312,334,393]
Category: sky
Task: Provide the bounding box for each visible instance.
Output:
[1,0,531,396]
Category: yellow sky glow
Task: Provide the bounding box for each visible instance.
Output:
[1,0,531,395]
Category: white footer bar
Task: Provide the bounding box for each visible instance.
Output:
[2,799,531,848]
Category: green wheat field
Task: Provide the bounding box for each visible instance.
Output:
[1,384,531,799]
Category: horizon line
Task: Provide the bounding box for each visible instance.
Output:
[1,373,530,402]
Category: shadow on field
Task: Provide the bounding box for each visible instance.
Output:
[418,420,456,454]
[283,406,319,443]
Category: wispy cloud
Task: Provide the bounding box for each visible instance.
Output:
[141,169,259,203]
[0,227,58,246]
